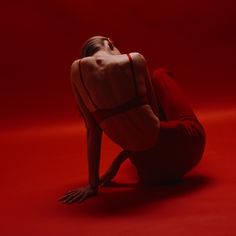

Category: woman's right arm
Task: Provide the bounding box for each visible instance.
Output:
[131,53,161,118]
[71,61,103,190]
[59,61,103,204]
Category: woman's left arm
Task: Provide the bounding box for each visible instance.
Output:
[59,61,102,204]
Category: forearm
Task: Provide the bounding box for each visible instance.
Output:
[99,150,129,185]
[113,150,129,166]
[87,127,102,191]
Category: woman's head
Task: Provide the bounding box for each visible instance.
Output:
[80,36,120,58]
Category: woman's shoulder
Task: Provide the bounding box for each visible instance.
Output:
[108,52,146,69]
[70,52,147,75]
[126,52,148,74]
[128,52,146,62]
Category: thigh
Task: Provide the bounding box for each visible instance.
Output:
[128,120,205,184]
[151,68,197,121]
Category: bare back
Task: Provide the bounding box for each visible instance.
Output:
[72,53,160,151]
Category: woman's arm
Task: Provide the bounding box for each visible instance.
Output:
[132,53,161,118]
[86,123,102,191]
[100,150,129,186]
[59,61,102,204]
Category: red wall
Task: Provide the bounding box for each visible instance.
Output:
[1,0,236,128]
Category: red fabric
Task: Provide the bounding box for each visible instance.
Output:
[1,108,236,235]
[1,0,236,235]
[129,69,206,184]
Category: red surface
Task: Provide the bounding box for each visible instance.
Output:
[1,0,236,235]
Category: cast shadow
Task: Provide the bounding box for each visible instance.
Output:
[67,174,214,217]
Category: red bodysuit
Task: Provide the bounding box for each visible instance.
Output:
[73,54,206,184]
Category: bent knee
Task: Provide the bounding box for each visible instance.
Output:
[153,68,174,80]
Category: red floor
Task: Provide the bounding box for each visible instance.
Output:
[1,0,236,235]
[1,106,236,235]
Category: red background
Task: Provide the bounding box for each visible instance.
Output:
[1,0,236,128]
[1,0,236,235]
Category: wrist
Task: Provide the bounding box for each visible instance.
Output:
[89,183,99,193]
[91,187,98,195]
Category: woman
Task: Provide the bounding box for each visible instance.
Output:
[59,36,206,204]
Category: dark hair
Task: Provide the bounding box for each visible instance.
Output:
[80,36,114,58]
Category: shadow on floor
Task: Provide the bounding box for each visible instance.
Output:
[62,174,214,217]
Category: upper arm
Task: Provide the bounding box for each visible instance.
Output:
[130,52,152,83]
[130,53,160,116]
[130,52,152,78]
[70,61,102,132]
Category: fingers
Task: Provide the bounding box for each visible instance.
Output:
[58,187,95,205]
[62,191,90,204]
[77,193,88,203]
[58,190,77,201]
[65,189,76,194]
[65,192,84,204]
[58,191,83,204]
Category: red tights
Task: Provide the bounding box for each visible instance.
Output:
[129,69,206,185]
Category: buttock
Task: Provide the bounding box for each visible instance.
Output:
[128,119,206,184]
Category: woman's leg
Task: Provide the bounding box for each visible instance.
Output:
[129,68,206,185]
[150,68,206,179]
[151,68,197,121]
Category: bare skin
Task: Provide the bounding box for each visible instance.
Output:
[58,150,129,204]
[58,40,159,204]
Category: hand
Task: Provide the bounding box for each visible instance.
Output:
[100,161,120,186]
[58,185,97,204]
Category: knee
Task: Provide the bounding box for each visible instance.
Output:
[153,68,174,80]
